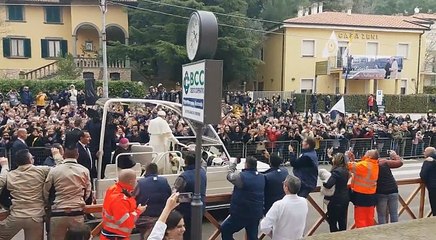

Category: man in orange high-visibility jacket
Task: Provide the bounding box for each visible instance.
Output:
[101,169,146,239]
[347,149,379,228]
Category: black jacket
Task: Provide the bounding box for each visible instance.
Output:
[135,174,172,217]
[112,147,136,169]
[77,142,97,178]
[420,158,436,190]
[376,163,398,194]
[263,167,289,214]
[324,166,350,204]
[64,128,82,148]
[10,139,28,170]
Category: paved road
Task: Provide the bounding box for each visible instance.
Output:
[11,159,428,240]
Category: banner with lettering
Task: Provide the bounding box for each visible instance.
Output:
[342,56,403,80]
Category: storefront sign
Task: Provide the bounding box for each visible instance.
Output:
[315,61,329,75]
[337,32,378,40]
[182,60,222,124]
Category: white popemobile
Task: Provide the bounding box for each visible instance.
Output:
[95,98,270,202]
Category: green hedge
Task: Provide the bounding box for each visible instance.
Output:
[0,79,147,98]
[424,86,436,94]
[294,94,436,113]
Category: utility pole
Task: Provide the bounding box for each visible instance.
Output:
[100,0,109,98]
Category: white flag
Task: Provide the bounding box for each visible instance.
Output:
[322,31,339,58]
[329,97,345,114]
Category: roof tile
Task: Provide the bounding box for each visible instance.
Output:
[284,12,428,30]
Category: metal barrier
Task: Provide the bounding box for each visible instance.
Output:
[315,139,349,164]
[80,178,431,239]
[349,138,373,159]
[375,138,393,158]
[226,137,432,163]
[28,147,51,166]
[225,142,245,159]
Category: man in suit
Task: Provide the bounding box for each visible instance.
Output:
[263,154,289,214]
[10,128,29,170]
[77,131,97,179]
[64,118,82,148]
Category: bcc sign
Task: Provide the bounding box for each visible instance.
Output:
[182,60,222,124]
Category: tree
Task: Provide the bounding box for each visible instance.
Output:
[56,53,81,79]
[122,0,263,87]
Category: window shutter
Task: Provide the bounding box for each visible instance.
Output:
[60,40,68,57]
[3,38,10,57]
[41,39,48,58]
[24,38,31,58]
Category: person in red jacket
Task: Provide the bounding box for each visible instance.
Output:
[101,169,146,239]
[266,126,281,152]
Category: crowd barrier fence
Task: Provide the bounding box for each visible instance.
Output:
[225,137,432,163]
[0,137,432,166]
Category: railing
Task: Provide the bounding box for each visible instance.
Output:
[54,177,431,239]
[21,60,59,80]
[74,57,129,69]
[225,137,432,162]
[0,137,432,167]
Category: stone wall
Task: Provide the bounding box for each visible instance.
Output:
[0,69,31,79]
[81,68,131,81]
[0,68,131,81]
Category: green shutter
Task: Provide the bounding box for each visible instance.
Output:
[45,6,61,23]
[24,39,31,58]
[41,39,48,58]
[3,38,10,57]
[8,6,23,21]
[60,40,68,57]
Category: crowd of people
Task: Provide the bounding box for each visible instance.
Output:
[218,93,436,160]
[0,84,436,240]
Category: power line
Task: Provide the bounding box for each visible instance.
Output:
[110,1,423,48]
[111,1,189,19]
[136,0,284,25]
[0,3,100,7]
[111,1,282,35]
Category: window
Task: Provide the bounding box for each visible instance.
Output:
[45,6,62,23]
[2,38,31,58]
[260,47,264,61]
[41,39,67,58]
[83,72,95,79]
[48,40,60,57]
[302,40,315,57]
[366,42,378,56]
[397,44,409,58]
[7,5,24,21]
[257,82,264,91]
[301,79,314,93]
[337,41,348,68]
[400,79,407,95]
[110,72,121,80]
[431,76,436,86]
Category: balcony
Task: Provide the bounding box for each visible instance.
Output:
[74,57,130,69]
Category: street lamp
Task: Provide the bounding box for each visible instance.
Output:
[100,0,109,98]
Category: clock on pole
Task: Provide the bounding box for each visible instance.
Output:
[186,10,218,61]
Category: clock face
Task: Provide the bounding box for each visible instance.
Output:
[186,12,200,61]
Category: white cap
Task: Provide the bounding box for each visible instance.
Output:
[157,111,166,117]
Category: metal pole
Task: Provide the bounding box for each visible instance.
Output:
[191,123,203,240]
[101,0,109,98]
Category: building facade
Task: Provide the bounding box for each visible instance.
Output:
[259,11,430,95]
[415,13,436,87]
[0,0,134,80]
